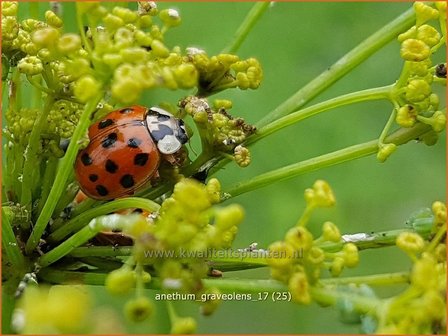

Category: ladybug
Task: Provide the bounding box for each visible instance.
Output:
[75,106,188,200]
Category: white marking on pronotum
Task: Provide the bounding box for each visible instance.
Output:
[341,233,374,243]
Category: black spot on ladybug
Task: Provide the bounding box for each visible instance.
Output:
[89,174,98,182]
[120,174,135,188]
[101,132,118,148]
[132,208,143,214]
[127,138,142,148]
[81,153,93,166]
[98,119,114,129]
[156,114,171,121]
[134,153,149,166]
[96,185,109,196]
[105,159,119,173]
[120,108,134,114]
[150,125,174,142]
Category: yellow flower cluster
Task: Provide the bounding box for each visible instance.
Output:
[267,180,359,304]
[395,2,446,136]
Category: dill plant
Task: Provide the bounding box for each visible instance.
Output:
[1,1,446,334]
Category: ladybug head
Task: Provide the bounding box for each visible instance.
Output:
[146,107,189,155]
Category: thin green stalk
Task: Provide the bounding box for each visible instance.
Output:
[222,123,431,200]
[25,94,103,255]
[256,7,415,128]
[21,95,55,213]
[2,207,26,271]
[248,85,392,146]
[320,272,409,286]
[69,198,102,218]
[10,143,25,202]
[38,215,116,267]
[36,156,59,217]
[77,257,124,271]
[68,246,133,258]
[378,108,397,145]
[48,197,160,242]
[51,182,79,224]
[222,2,271,54]
[318,223,433,253]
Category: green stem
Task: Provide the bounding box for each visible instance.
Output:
[69,198,101,218]
[222,123,431,199]
[249,85,392,146]
[36,156,59,217]
[1,207,26,271]
[221,2,271,54]
[48,197,160,242]
[51,181,79,223]
[68,246,133,258]
[256,7,415,128]
[39,214,134,267]
[320,272,409,286]
[20,95,55,214]
[25,94,103,255]
[378,108,397,145]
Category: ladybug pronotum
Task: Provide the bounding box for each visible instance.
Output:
[75,106,188,200]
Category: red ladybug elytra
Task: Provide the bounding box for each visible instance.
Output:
[74,105,188,200]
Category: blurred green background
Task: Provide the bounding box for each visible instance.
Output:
[12,1,446,334]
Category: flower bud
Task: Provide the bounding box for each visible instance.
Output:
[124,297,153,322]
[112,7,138,23]
[105,268,136,295]
[414,2,439,25]
[31,27,60,47]
[173,63,198,89]
[57,33,82,54]
[206,178,221,204]
[400,39,430,61]
[411,253,438,290]
[171,317,197,334]
[17,56,43,75]
[313,180,336,207]
[288,272,311,304]
[398,27,417,42]
[342,243,359,267]
[214,204,244,231]
[234,145,251,167]
[330,256,345,277]
[417,24,441,47]
[74,75,101,103]
[159,9,181,28]
[322,221,341,242]
[45,10,63,28]
[396,105,417,128]
[430,111,446,132]
[111,77,142,104]
[267,241,296,268]
[104,14,125,31]
[307,246,325,265]
[2,2,18,16]
[151,39,170,58]
[285,226,313,252]
[2,16,19,41]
